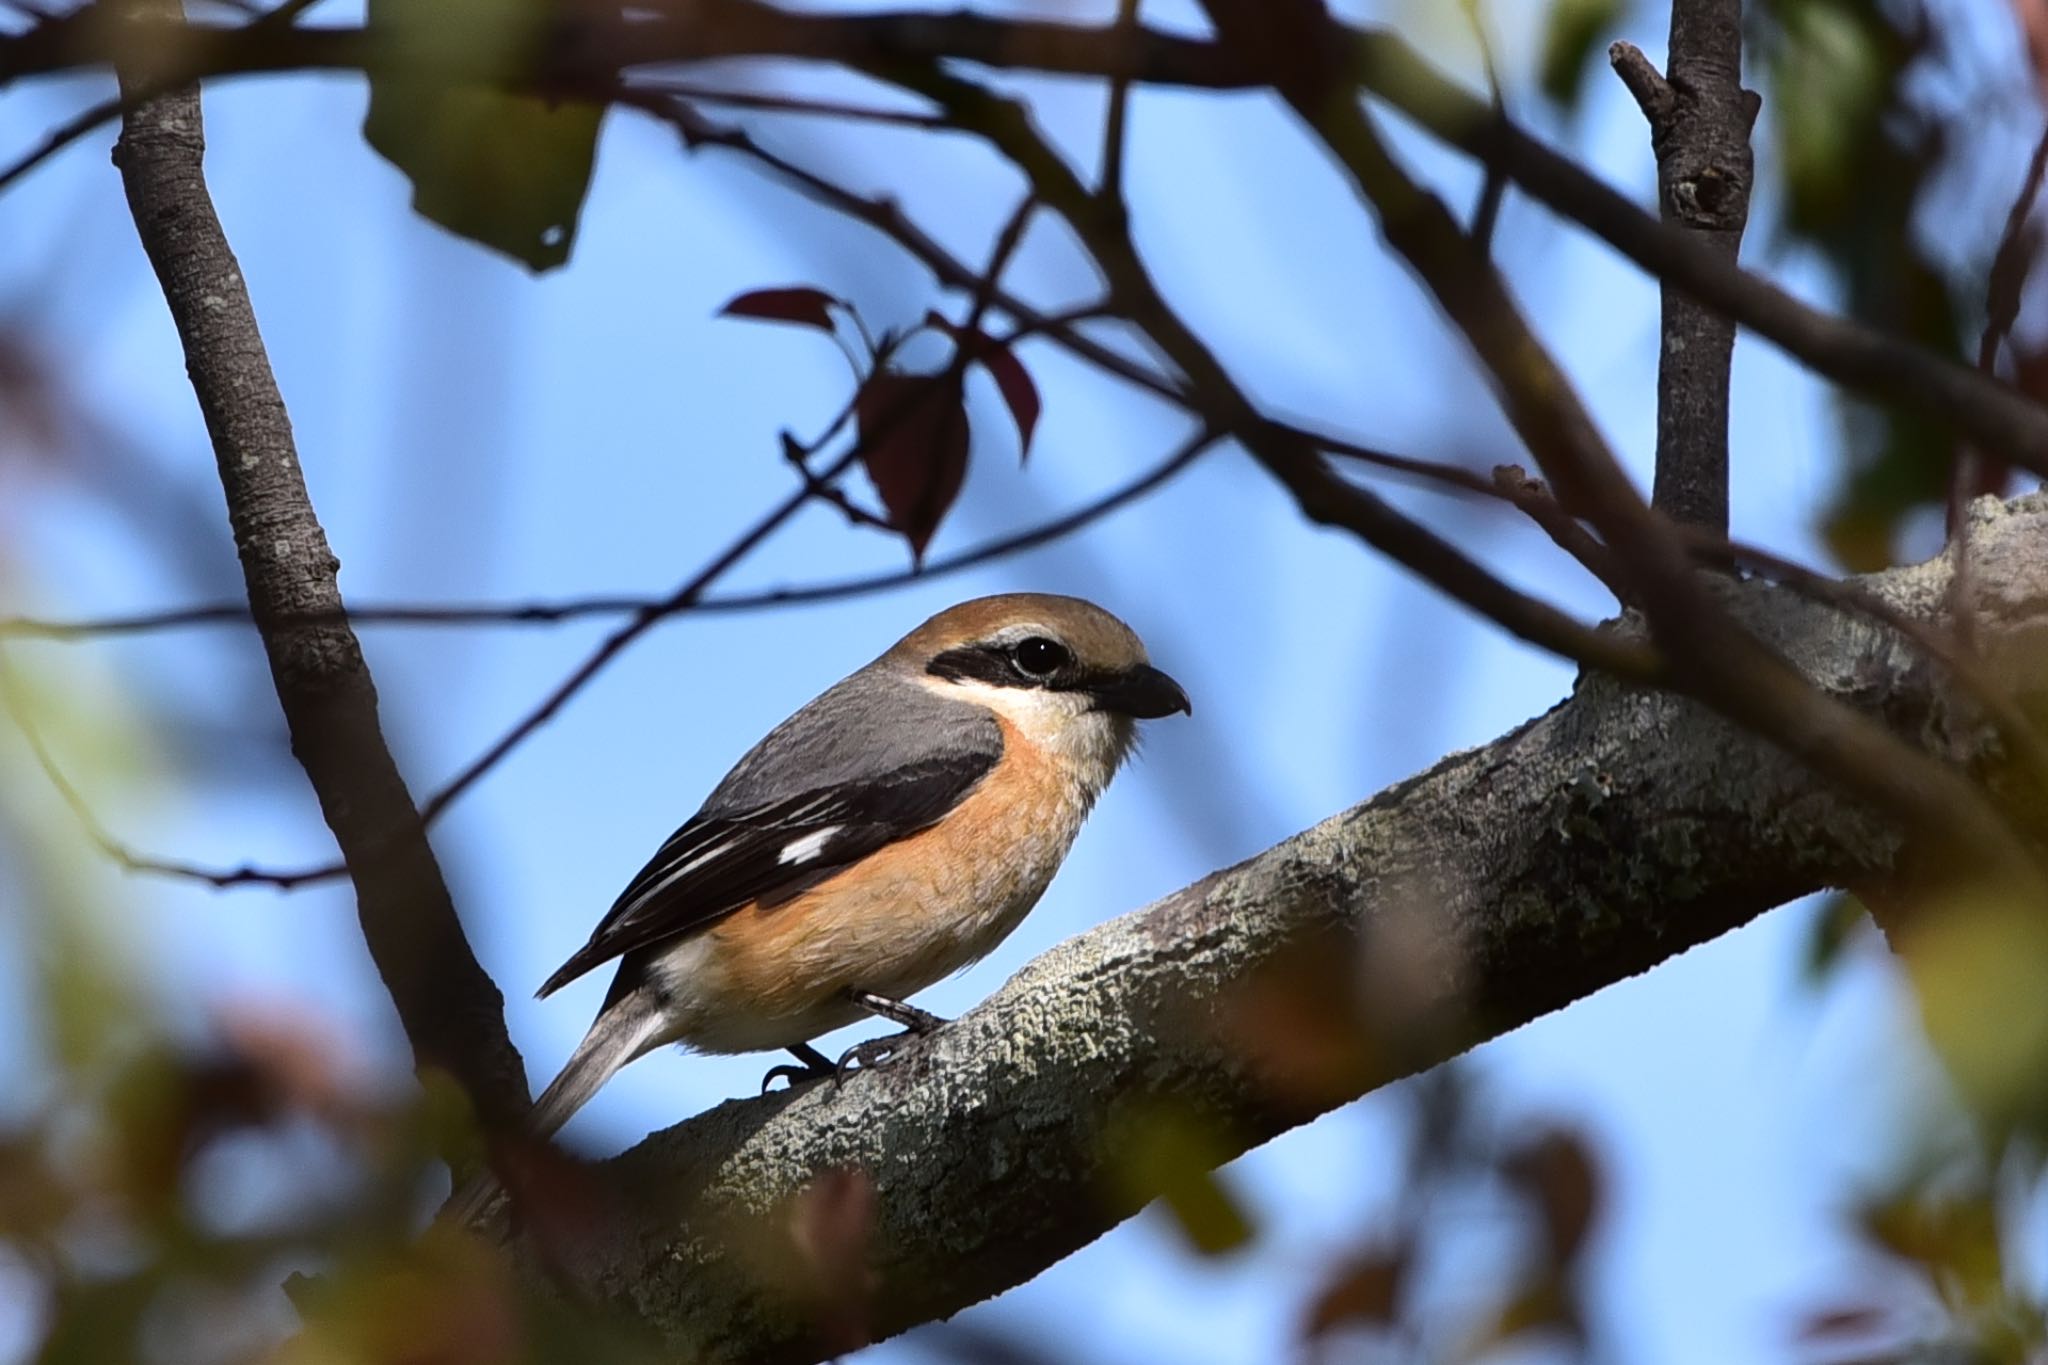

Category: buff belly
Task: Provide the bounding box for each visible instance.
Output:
[639,723,1107,1055]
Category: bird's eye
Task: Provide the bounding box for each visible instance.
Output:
[1010,636,1071,678]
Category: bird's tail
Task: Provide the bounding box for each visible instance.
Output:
[441,987,669,1229]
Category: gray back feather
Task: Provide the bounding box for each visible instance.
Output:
[702,662,1002,815]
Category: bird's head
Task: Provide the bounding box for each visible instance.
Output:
[891,593,1190,790]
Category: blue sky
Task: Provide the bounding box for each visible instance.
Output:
[0,1,2020,1360]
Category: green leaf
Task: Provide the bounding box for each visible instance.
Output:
[1539,0,1626,109]
[362,0,602,272]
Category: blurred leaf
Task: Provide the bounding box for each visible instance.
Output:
[1104,1104,1254,1256]
[855,371,971,564]
[720,287,844,331]
[1215,929,1381,1108]
[1792,1300,1895,1347]
[1754,0,1968,569]
[1453,1271,1579,1362]
[283,1226,523,1365]
[1899,889,2048,1138]
[1302,1245,1409,1339]
[788,1167,877,1352]
[1502,1128,1602,1266]
[1862,1189,2004,1313]
[1802,891,1872,986]
[1539,0,1626,107]
[362,0,601,272]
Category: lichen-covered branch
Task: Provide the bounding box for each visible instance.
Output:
[110,0,529,1132]
[508,496,2048,1365]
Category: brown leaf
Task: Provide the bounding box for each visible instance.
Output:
[1301,1246,1409,1339]
[1502,1129,1602,1265]
[790,1167,877,1353]
[855,371,970,564]
[718,286,842,331]
[924,311,1041,460]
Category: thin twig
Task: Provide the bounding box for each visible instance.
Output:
[893,62,1662,681]
[1099,0,1141,206]
[1458,0,1508,251]
[1194,0,2048,897]
[2,433,1557,642]
[1488,464,1628,599]
[0,650,330,886]
[48,432,1216,890]
[631,79,948,129]
[0,93,122,195]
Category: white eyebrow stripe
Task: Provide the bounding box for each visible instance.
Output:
[778,826,842,866]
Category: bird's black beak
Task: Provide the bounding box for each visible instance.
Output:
[1090,663,1192,719]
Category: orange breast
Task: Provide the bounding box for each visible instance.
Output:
[656,715,1097,1053]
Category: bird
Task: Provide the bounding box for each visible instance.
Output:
[450,593,1187,1222]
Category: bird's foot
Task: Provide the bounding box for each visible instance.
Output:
[760,1042,837,1093]
[834,1030,921,1080]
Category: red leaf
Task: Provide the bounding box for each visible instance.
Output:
[978,343,1041,462]
[922,311,1042,461]
[718,286,842,330]
[855,371,970,564]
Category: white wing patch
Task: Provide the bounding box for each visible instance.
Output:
[777,826,842,866]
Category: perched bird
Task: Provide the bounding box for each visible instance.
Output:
[464,593,1188,1209]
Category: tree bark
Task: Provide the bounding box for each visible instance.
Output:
[505,495,2048,1365]
[110,0,529,1132]
[1612,2,1760,531]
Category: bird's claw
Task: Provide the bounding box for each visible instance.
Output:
[760,1058,835,1093]
[833,1030,919,1080]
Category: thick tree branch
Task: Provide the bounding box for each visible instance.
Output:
[516,493,2048,1365]
[1612,1,1757,531]
[109,2,529,1130]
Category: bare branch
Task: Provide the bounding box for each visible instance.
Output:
[1610,1,1757,532]
[24,432,1216,890]
[1194,0,2047,901]
[1458,0,1508,250]
[1949,119,2048,532]
[109,0,529,1129]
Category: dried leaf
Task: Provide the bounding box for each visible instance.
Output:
[855,371,971,564]
[720,287,844,331]
[1502,1129,1602,1265]
[1302,1246,1409,1339]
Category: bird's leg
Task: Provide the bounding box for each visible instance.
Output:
[834,989,950,1078]
[760,1041,837,1093]
[847,989,948,1035]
